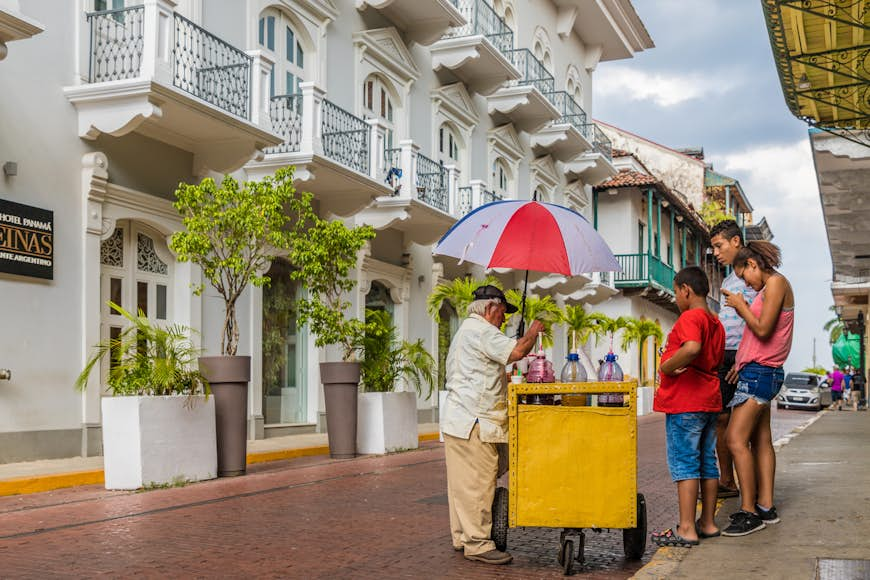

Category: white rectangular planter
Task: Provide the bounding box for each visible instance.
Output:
[101,395,217,490]
[637,386,654,416]
[357,392,419,455]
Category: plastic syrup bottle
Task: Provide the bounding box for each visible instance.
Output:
[597,352,624,407]
[560,351,588,406]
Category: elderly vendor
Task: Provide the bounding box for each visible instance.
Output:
[441,284,544,565]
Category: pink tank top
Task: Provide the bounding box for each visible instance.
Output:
[735,286,794,371]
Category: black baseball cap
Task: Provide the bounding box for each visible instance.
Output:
[472,285,518,313]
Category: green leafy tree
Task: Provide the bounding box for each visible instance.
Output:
[621,318,664,386]
[360,309,436,399]
[504,290,562,348]
[170,167,312,356]
[700,199,731,228]
[76,302,207,398]
[823,305,843,345]
[289,214,376,361]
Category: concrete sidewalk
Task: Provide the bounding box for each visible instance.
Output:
[634,410,870,579]
[0,423,440,497]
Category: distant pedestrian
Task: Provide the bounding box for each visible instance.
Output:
[829,365,845,411]
[441,285,543,565]
[851,370,865,412]
[651,266,725,547]
[721,241,794,536]
[709,220,757,498]
[844,367,853,399]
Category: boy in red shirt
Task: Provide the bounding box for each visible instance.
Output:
[651,266,725,547]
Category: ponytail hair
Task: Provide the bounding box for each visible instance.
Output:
[733,241,782,272]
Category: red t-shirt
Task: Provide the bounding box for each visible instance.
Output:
[654,308,725,414]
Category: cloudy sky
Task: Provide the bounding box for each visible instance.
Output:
[593,0,834,371]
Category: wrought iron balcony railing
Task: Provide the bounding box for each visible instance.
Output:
[458,186,473,215]
[614,252,675,293]
[88,6,145,83]
[545,91,587,132]
[415,153,449,212]
[482,188,503,204]
[321,99,370,175]
[582,123,613,161]
[266,94,303,154]
[506,48,554,96]
[172,13,251,119]
[445,0,514,55]
[86,6,252,120]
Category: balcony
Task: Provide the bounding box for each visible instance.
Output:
[245,83,393,217]
[557,271,619,304]
[487,49,560,133]
[529,91,592,161]
[354,141,460,245]
[356,0,465,45]
[64,1,281,174]
[0,1,44,59]
[563,123,617,185]
[614,252,677,312]
[430,0,520,95]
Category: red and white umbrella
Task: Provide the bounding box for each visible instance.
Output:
[433,200,621,276]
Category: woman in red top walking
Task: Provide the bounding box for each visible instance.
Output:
[720,241,794,537]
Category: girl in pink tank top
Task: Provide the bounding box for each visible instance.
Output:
[719,241,794,537]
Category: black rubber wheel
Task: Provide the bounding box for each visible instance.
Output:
[562,539,574,575]
[492,486,508,552]
[623,493,647,560]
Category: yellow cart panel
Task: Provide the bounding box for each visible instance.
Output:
[508,381,637,530]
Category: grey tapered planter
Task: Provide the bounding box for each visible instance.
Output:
[199,355,250,477]
[320,362,360,459]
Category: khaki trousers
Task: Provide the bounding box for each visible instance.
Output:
[444,423,499,556]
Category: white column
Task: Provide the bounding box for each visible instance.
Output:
[366,118,387,181]
[398,140,418,201]
[248,285,264,439]
[81,153,110,448]
[140,0,176,84]
[470,179,485,210]
[445,165,460,216]
[247,50,275,131]
[300,81,325,156]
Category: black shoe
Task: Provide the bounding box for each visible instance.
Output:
[722,511,766,536]
[756,504,780,524]
[465,549,513,565]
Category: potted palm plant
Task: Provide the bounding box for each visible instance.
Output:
[357,309,436,454]
[562,304,609,378]
[289,215,376,458]
[621,317,664,414]
[503,290,563,347]
[76,303,215,490]
[170,167,312,476]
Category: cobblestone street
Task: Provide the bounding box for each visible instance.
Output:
[0,409,815,578]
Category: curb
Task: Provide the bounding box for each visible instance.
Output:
[0,432,442,497]
[629,409,826,580]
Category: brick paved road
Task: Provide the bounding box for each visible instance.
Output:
[0,409,815,579]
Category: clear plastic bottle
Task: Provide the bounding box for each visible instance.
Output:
[560,352,588,406]
[597,352,624,407]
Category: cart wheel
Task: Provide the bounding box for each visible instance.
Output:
[561,539,574,575]
[623,493,647,560]
[491,486,508,552]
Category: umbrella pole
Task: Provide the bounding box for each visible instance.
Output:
[517,269,529,338]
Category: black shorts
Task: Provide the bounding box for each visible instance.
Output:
[832,390,843,401]
[718,350,738,411]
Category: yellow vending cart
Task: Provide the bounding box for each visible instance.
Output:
[491,380,647,575]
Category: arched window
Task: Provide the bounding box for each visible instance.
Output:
[534,187,551,203]
[533,41,552,73]
[493,0,515,30]
[258,9,306,96]
[566,65,583,105]
[363,75,396,150]
[366,280,395,315]
[438,123,461,165]
[492,158,511,196]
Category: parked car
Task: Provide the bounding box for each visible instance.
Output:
[776,372,832,411]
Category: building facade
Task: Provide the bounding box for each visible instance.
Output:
[0,0,654,462]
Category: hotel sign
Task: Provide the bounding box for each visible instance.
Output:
[0,198,54,280]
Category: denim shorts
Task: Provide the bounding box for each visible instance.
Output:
[665,412,719,482]
[728,362,784,408]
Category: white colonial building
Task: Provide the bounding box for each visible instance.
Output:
[0,0,655,462]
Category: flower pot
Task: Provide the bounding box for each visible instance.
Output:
[199,355,251,477]
[101,395,217,490]
[357,391,418,455]
[320,361,360,459]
